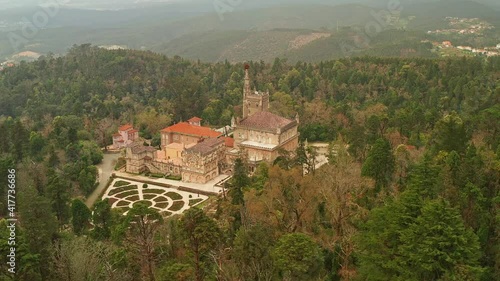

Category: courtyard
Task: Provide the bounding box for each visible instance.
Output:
[103,178,208,216]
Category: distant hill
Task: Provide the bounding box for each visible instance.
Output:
[0,1,498,62]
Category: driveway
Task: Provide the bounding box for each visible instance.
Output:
[85,152,121,208]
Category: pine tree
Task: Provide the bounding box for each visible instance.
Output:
[361,138,395,191]
[71,199,91,235]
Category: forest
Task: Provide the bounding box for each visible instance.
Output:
[0,44,499,280]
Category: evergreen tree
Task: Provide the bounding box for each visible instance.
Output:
[361,138,395,191]
[71,199,91,235]
[229,158,249,205]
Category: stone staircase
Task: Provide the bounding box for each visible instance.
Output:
[144,162,164,175]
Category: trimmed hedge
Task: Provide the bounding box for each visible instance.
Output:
[153,196,169,203]
[108,185,138,196]
[168,201,184,212]
[116,200,131,207]
[143,189,166,195]
[114,190,139,198]
[166,175,182,181]
[166,192,183,200]
[133,200,152,207]
[189,199,204,206]
[156,202,169,209]
[124,195,140,201]
[113,180,130,187]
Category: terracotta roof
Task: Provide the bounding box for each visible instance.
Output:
[186,138,224,155]
[188,116,202,122]
[128,129,139,134]
[161,122,222,138]
[223,137,234,148]
[239,111,296,131]
[113,133,122,137]
[119,124,133,131]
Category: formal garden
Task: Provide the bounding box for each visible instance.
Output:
[103,178,208,216]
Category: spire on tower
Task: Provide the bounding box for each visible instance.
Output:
[244,64,251,97]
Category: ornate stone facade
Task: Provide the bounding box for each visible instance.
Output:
[231,65,299,167]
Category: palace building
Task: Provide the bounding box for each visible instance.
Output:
[123,65,299,182]
[230,65,299,167]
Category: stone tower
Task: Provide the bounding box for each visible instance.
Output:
[242,64,269,119]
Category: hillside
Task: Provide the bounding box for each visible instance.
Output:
[1,1,499,63]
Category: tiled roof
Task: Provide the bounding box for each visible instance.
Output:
[223,137,235,148]
[161,122,222,138]
[188,116,202,122]
[129,145,157,154]
[113,133,122,137]
[239,111,296,131]
[128,129,139,134]
[119,124,133,131]
[186,138,224,155]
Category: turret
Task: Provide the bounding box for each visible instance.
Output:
[243,64,251,119]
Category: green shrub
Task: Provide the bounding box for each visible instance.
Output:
[143,183,148,188]
[166,175,182,181]
[133,200,152,208]
[114,157,126,170]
